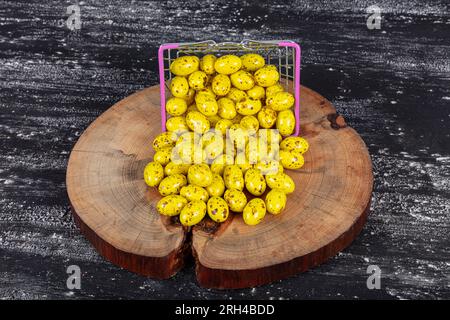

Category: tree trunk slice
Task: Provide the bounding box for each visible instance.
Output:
[66,84,373,288]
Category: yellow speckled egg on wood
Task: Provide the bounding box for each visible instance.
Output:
[240,115,259,132]
[280,136,309,154]
[280,149,305,169]
[153,147,172,166]
[276,109,295,136]
[180,184,209,202]
[254,65,280,87]
[240,53,265,72]
[164,161,190,176]
[265,189,287,215]
[188,70,209,90]
[266,91,295,111]
[157,195,187,216]
[186,111,211,133]
[243,198,266,225]
[207,196,229,222]
[214,55,242,75]
[217,97,236,120]
[170,55,200,76]
[166,116,188,133]
[158,174,187,196]
[153,131,176,151]
[257,107,277,129]
[266,83,284,98]
[224,188,247,212]
[206,174,226,197]
[230,70,255,91]
[143,161,164,187]
[211,74,231,96]
[244,168,266,196]
[226,88,248,103]
[179,200,207,226]
[165,97,188,116]
[195,91,218,116]
[200,54,217,75]
[247,85,265,100]
[236,97,262,116]
[265,172,295,194]
[170,76,190,98]
[223,164,244,191]
[188,164,213,187]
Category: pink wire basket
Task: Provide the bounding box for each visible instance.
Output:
[158,40,301,136]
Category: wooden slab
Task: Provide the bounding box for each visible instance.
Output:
[66,85,373,288]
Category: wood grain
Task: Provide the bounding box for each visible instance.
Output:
[66,84,373,288]
[1,0,449,299]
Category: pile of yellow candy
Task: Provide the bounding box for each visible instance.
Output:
[144,53,309,226]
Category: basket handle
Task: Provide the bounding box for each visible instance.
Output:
[158,43,179,132]
[278,41,301,136]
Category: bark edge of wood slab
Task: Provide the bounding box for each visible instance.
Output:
[66,84,373,288]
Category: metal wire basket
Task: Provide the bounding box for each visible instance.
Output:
[158,40,301,135]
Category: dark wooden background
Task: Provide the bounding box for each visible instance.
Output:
[0,0,449,299]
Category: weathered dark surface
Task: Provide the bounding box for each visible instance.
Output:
[0,0,448,299]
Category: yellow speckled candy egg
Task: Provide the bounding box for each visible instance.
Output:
[254,65,280,87]
[186,111,210,133]
[240,53,265,72]
[153,131,176,151]
[195,91,218,116]
[206,174,225,197]
[217,97,236,120]
[179,200,206,226]
[255,159,284,175]
[240,115,259,132]
[211,74,231,96]
[224,188,247,212]
[214,55,242,75]
[187,164,213,187]
[153,147,172,166]
[230,70,255,91]
[280,136,309,154]
[170,55,200,76]
[182,88,196,105]
[207,196,229,223]
[157,195,187,216]
[257,107,277,129]
[234,151,252,172]
[143,161,164,187]
[165,97,188,116]
[276,110,295,136]
[236,97,262,116]
[215,118,234,136]
[188,70,208,90]
[228,124,248,149]
[243,198,266,225]
[244,168,267,196]
[265,189,286,215]
[226,88,248,103]
[200,54,216,75]
[266,83,284,98]
[223,164,245,191]
[180,184,209,202]
[164,161,190,176]
[166,116,188,133]
[265,172,295,194]
[210,154,234,175]
[280,149,305,169]
[158,174,187,196]
[170,76,190,98]
[247,85,265,100]
[266,91,295,111]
